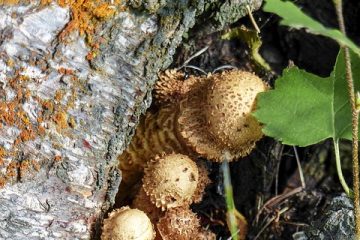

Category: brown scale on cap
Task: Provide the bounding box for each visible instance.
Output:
[101,206,155,240]
[156,207,201,240]
[142,153,199,210]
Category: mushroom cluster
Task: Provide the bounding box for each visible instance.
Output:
[132,153,215,240]
[104,153,214,240]
[118,69,267,199]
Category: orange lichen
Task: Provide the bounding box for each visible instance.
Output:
[54,155,62,162]
[54,90,65,102]
[0,0,21,5]
[0,147,5,166]
[0,177,6,188]
[6,162,19,179]
[58,67,74,75]
[57,0,123,44]
[41,99,54,112]
[0,63,81,186]
[14,128,36,145]
[53,111,69,130]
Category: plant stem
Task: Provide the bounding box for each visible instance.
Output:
[333,0,360,238]
[333,139,351,196]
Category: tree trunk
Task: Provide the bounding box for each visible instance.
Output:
[0,1,262,239]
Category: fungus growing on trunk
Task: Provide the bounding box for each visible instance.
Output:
[117,70,267,198]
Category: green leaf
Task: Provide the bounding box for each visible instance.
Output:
[263,0,360,56]
[222,26,271,70]
[253,48,360,146]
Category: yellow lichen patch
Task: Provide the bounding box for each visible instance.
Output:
[6,162,19,179]
[54,89,65,102]
[56,0,124,44]
[0,65,81,188]
[0,177,6,188]
[0,147,5,166]
[0,0,20,5]
[53,111,69,130]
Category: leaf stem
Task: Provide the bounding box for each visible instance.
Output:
[333,0,360,237]
[333,139,351,196]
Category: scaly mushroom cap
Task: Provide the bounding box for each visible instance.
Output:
[101,206,155,240]
[157,207,201,240]
[178,70,267,161]
[196,228,217,240]
[143,153,199,210]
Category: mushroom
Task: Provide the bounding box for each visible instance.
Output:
[101,206,155,240]
[156,207,201,240]
[142,153,199,210]
[177,70,267,161]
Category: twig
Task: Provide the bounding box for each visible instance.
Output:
[212,65,238,73]
[255,186,303,224]
[176,46,209,70]
[333,0,360,238]
[246,5,260,33]
[253,207,289,240]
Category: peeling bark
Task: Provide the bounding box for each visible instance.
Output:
[0,0,262,239]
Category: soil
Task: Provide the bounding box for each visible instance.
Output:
[168,0,359,239]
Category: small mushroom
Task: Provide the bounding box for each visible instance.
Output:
[142,153,199,210]
[156,207,201,240]
[101,206,155,240]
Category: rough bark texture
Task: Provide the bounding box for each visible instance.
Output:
[0,0,262,239]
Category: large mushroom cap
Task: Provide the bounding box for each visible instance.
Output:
[101,206,155,240]
[143,153,199,210]
[178,70,267,161]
